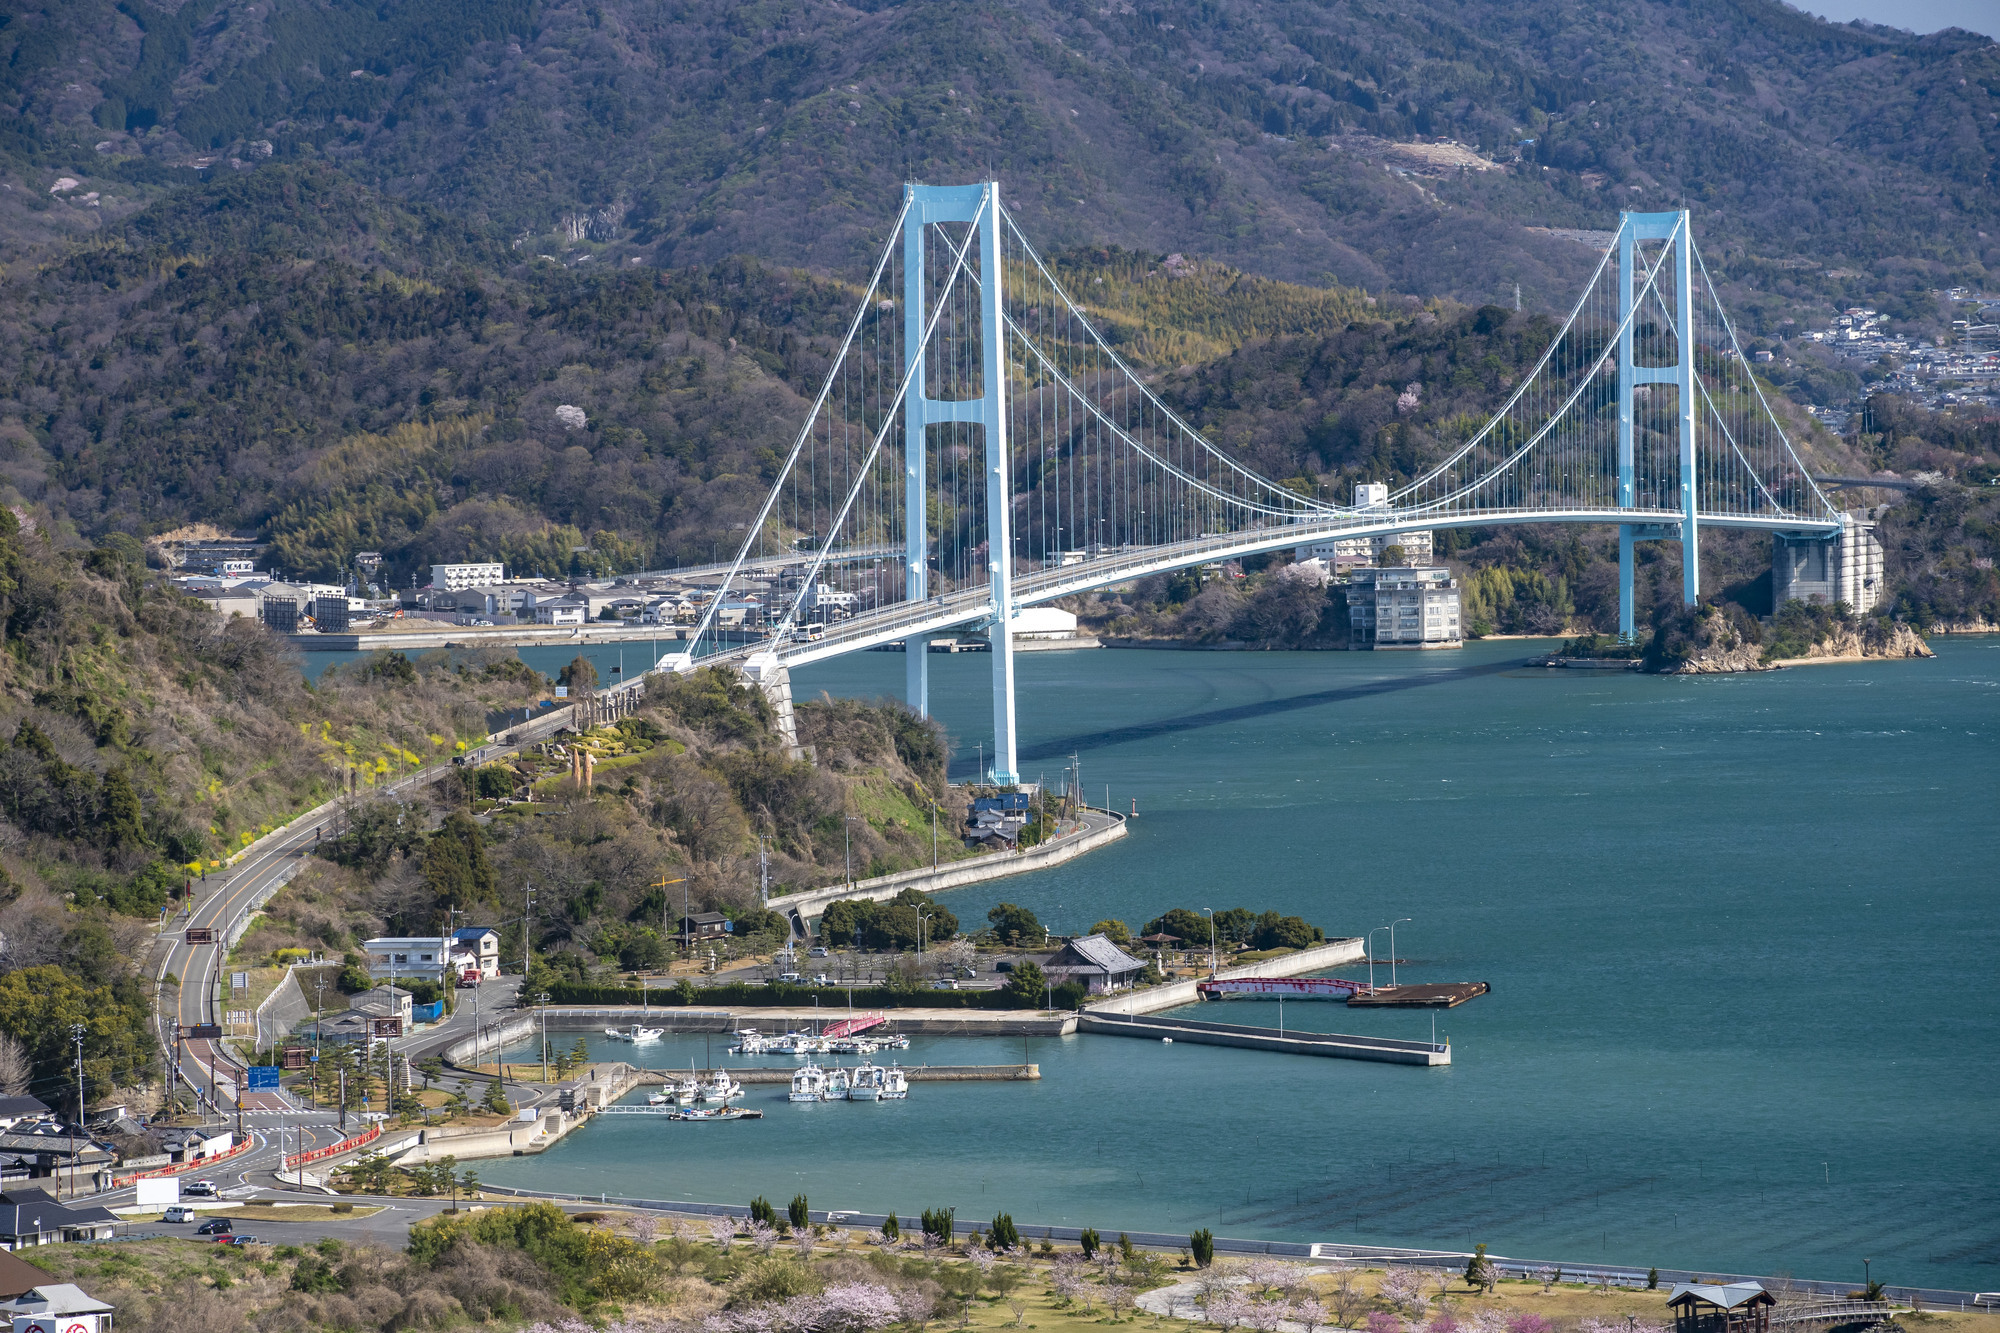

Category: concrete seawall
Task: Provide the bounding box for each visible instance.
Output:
[768,808,1127,927]
[473,1007,1078,1037]
[632,1064,1039,1083]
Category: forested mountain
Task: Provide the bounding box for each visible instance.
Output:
[2,0,1995,312]
[0,0,1993,610]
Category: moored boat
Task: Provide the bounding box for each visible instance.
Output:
[697,1070,742,1103]
[604,1025,665,1042]
[879,1064,909,1100]
[788,1062,828,1102]
[847,1062,884,1101]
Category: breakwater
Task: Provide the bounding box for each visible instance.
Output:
[1077,1011,1450,1066]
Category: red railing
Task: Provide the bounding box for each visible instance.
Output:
[284,1124,382,1172]
[113,1135,252,1188]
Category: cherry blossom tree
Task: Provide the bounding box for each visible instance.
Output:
[1381,1269,1432,1317]
[1294,1296,1329,1333]
[747,1220,780,1254]
[710,1215,738,1251]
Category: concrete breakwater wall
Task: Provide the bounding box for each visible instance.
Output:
[1083,938,1368,1017]
[486,1007,1078,1037]
[633,1064,1039,1083]
[768,808,1127,926]
[1078,1011,1449,1066]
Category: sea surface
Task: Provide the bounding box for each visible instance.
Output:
[466,637,2000,1291]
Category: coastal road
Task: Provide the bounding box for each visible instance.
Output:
[152,756,504,1119]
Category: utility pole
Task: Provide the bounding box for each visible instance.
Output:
[522,882,535,981]
[339,1069,347,1133]
[69,1024,85,1200]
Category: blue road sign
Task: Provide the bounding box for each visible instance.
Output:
[247,1066,282,1090]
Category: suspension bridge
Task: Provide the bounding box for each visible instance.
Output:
[660,182,1844,783]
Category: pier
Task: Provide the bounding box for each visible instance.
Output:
[1076,1011,1450,1066]
[1346,982,1490,1008]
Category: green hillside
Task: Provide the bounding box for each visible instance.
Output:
[1,0,1994,311]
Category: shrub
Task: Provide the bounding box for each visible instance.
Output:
[989,1213,1020,1250]
[1079,1227,1100,1258]
[1189,1229,1214,1268]
[750,1196,778,1228]
[789,1194,811,1231]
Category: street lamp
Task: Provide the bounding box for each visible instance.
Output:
[1366,928,1388,992]
[1201,908,1216,977]
[919,912,934,972]
[1389,918,1412,988]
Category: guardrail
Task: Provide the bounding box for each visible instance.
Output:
[284,1124,382,1172]
[113,1136,252,1188]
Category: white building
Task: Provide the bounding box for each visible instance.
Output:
[1010,607,1079,640]
[530,597,588,625]
[431,562,506,592]
[1294,483,1433,571]
[360,936,452,985]
[1348,566,1462,649]
[1772,513,1884,614]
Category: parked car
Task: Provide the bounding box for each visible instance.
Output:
[224,1235,258,1246]
[811,974,830,987]
[183,1179,218,1197]
[777,971,804,984]
[932,977,960,990]
[995,961,1015,974]
[196,1219,233,1235]
[807,946,829,958]
[162,1206,197,1224]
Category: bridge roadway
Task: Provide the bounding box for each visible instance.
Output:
[703,504,1843,670]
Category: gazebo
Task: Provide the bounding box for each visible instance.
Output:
[1668,1283,1775,1333]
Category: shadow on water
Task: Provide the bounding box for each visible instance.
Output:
[1012,656,1532,764]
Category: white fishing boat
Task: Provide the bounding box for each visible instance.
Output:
[729,1029,772,1055]
[647,1089,672,1105]
[776,1030,828,1057]
[788,1062,828,1103]
[604,1025,665,1042]
[697,1070,742,1103]
[847,1062,884,1101]
[879,1064,909,1100]
[825,1067,852,1100]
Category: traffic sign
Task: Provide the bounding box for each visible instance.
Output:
[184,1023,222,1039]
[247,1067,282,1090]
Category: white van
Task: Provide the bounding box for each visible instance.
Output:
[163,1206,197,1223]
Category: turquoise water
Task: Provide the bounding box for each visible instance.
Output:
[299,642,667,685]
[475,639,2000,1291]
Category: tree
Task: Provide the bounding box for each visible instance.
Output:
[424,810,497,910]
[0,1034,27,1096]
[558,655,599,693]
[1088,920,1131,946]
[790,1194,811,1231]
[1004,962,1047,1006]
[482,1079,512,1116]
[1464,1244,1496,1294]
[750,1196,778,1228]
[987,903,1043,946]
[881,1212,900,1241]
[1079,1227,1100,1258]
[1142,908,1211,947]
[989,1213,1020,1250]
[1190,1229,1214,1268]
[921,1206,956,1242]
[675,978,698,1005]
[100,768,148,851]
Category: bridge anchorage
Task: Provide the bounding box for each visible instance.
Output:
[669,183,1843,783]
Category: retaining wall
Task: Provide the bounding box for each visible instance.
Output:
[768,809,1127,926]
[1078,1011,1449,1066]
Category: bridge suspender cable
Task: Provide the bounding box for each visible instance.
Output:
[679,193,917,665]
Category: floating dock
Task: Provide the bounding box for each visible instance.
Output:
[1345,982,1489,1008]
[1076,1012,1449,1066]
